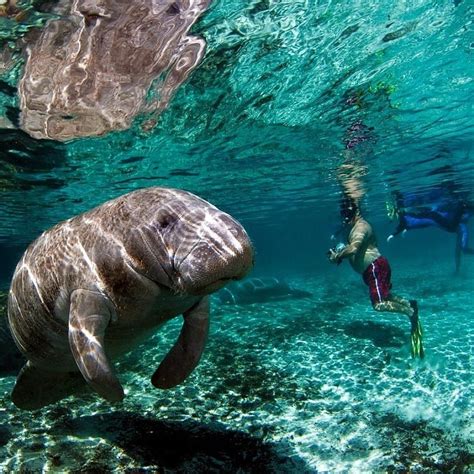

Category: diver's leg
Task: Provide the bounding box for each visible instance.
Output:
[373,297,412,317]
[388,293,411,307]
[458,223,474,254]
[454,223,474,273]
[365,258,424,358]
[373,297,424,358]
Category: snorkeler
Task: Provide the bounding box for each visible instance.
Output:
[328,196,424,358]
[387,191,474,273]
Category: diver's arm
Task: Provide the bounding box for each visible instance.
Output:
[391,222,406,236]
[329,223,367,263]
[387,210,408,242]
[387,217,407,242]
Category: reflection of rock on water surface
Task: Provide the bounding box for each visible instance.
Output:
[19,0,211,141]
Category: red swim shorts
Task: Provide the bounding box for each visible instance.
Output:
[362,256,392,305]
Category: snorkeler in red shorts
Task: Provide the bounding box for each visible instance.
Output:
[363,256,392,305]
[328,196,424,358]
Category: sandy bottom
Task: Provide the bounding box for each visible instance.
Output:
[0,262,472,472]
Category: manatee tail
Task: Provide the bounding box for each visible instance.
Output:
[409,300,425,359]
[11,362,86,410]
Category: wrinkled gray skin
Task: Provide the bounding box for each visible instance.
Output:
[19,0,211,141]
[8,187,253,410]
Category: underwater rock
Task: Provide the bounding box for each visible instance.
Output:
[216,277,312,305]
[18,0,211,141]
[8,187,253,410]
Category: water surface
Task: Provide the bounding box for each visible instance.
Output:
[0,0,472,471]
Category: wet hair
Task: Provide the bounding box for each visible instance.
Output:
[340,195,358,223]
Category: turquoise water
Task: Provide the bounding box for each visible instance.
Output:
[0,0,473,472]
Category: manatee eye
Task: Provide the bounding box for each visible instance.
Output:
[158,214,176,229]
[80,11,104,27]
[166,2,180,15]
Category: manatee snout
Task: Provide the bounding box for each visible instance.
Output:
[177,216,254,296]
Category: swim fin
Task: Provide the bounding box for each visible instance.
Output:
[409,300,424,359]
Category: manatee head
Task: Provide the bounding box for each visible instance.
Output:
[128,189,254,296]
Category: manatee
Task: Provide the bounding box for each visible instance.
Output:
[7,187,253,410]
[216,277,312,305]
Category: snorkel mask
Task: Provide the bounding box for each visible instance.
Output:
[340,196,358,224]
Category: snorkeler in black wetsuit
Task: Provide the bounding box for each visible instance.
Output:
[387,191,474,273]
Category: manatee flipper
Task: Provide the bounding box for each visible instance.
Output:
[152,296,210,389]
[11,361,86,410]
[68,289,124,403]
